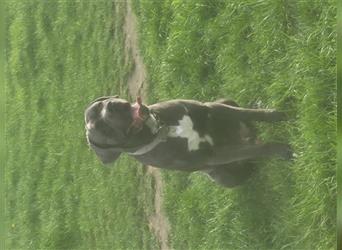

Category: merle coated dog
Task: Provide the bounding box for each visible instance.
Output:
[85,96,292,187]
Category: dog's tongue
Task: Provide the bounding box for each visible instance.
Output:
[131,103,140,119]
[137,96,143,106]
[130,96,145,130]
[131,96,142,118]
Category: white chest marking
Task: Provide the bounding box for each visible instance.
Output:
[168,115,213,151]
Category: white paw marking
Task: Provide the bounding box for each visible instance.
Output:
[168,115,213,151]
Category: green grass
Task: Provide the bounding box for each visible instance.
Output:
[337,2,341,247]
[132,0,336,249]
[5,1,157,249]
[6,0,337,249]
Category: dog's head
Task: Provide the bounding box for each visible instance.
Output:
[85,96,147,164]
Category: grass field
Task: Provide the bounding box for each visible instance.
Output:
[5,1,157,249]
[6,0,337,250]
[132,0,337,249]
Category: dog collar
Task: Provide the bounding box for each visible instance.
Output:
[126,111,168,155]
[128,125,169,156]
[144,112,159,134]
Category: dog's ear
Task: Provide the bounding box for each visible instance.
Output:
[88,143,121,165]
[92,95,119,103]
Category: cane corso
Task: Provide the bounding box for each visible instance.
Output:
[85,96,292,187]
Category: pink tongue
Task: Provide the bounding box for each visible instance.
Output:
[137,96,142,106]
[131,96,144,129]
[131,103,141,120]
[128,97,145,133]
[132,96,143,119]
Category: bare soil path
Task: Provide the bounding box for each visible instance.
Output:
[122,1,171,249]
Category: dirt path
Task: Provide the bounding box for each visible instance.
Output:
[123,0,147,100]
[122,1,171,250]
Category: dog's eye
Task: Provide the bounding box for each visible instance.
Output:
[108,102,130,112]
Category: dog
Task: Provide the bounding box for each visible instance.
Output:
[85,96,292,187]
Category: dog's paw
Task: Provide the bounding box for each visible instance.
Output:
[282,145,297,161]
[276,144,294,160]
[269,110,288,121]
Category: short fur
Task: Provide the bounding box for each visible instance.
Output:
[85,97,292,187]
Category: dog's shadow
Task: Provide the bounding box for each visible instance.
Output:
[233,159,295,247]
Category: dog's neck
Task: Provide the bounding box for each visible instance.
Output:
[123,111,167,154]
[144,111,160,134]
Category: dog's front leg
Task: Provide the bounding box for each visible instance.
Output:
[205,143,293,166]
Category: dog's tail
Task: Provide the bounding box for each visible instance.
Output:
[215,98,240,107]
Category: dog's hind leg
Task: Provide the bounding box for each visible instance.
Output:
[207,103,287,122]
[205,143,293,167]
[213,99,258,143]
[203,161,256,188]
